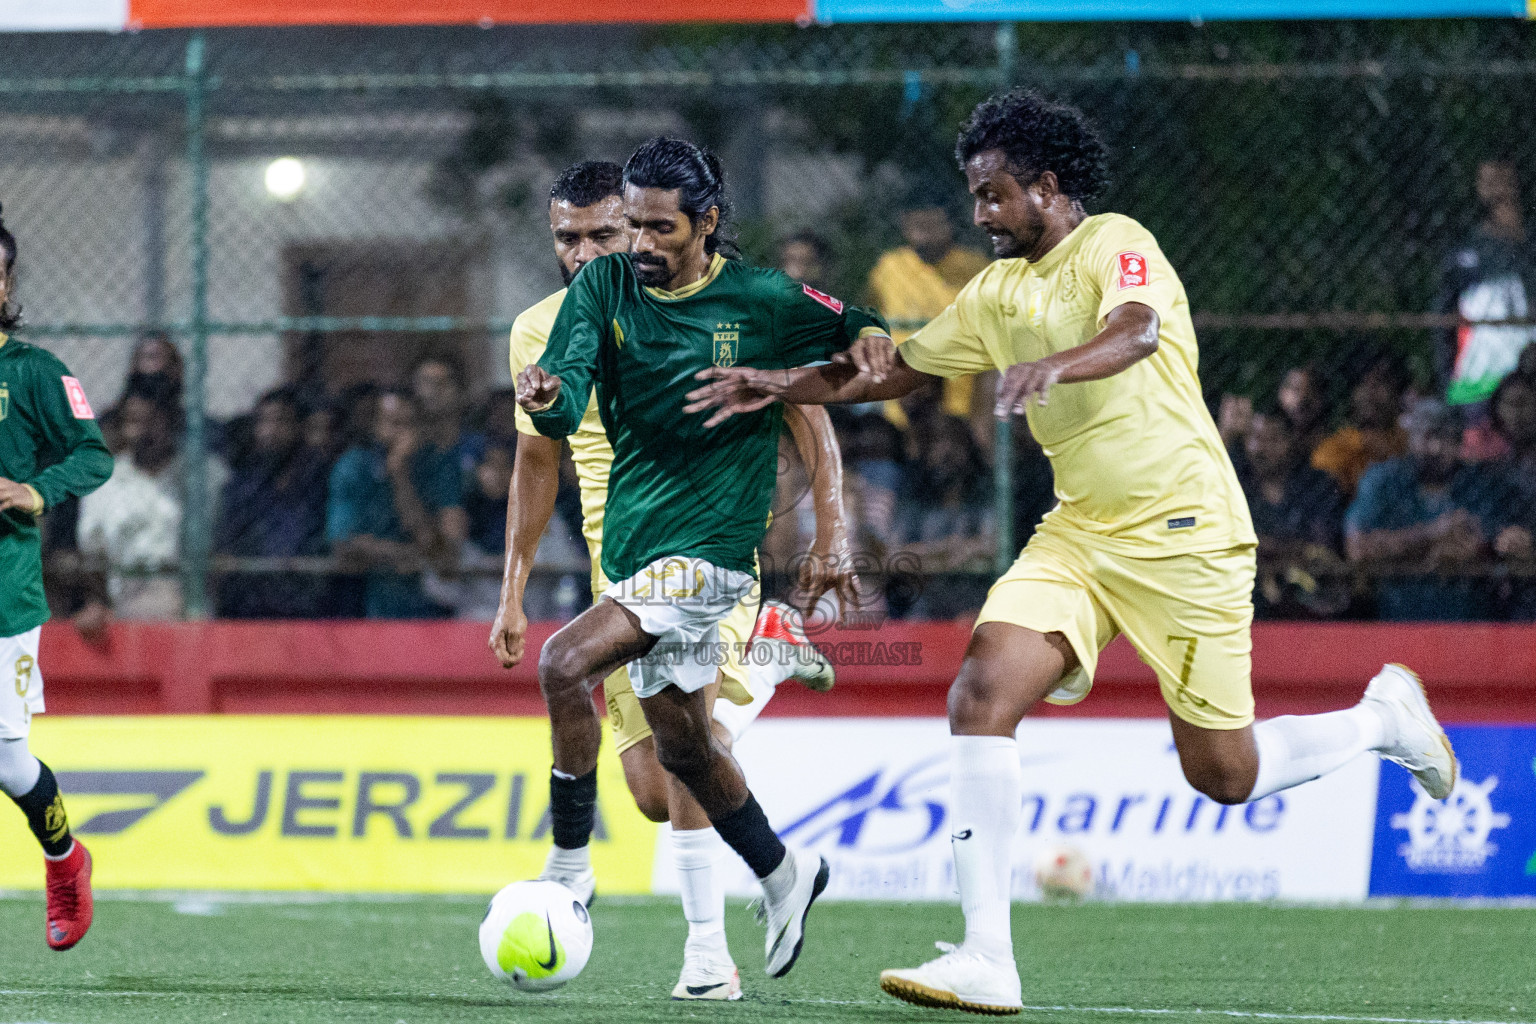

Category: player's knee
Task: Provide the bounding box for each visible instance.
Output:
[947,664,1007,728]
[537,640,590,702]
[1183,761,1253,806]
[620,749,670,823]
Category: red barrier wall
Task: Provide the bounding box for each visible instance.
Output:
[36,620,1536,722]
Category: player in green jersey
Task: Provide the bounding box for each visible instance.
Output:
[516,139,891,981]
[0,203,114,950]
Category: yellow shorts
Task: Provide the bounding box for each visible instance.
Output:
[592,560,760,757]
[975,525,1257,730]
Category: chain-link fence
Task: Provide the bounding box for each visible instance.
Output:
[6,20,1536,624]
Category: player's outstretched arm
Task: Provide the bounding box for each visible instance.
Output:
[994,301,1160,416]
[781,404,859,619]
[490,432,562,669]
[685,355,933,427]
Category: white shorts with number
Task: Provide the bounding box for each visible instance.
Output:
[602,556,756,699]
[0,627,45,739]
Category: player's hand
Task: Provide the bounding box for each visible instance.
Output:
[795,539,860,624]
[489,600,529,668]
[0,477,37,514]
[516,366,563,413]
[995,358,1064,416]
[833,332,897,384]
[686,367,785,427]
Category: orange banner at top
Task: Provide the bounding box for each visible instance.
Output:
[127,0,809,27]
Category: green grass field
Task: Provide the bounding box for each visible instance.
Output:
[0,894,1530,1024]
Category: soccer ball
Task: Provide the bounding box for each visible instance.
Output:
[479,880,593,992]
[1032,844,1094,900]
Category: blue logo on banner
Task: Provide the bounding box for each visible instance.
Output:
[1368,726,1536,898]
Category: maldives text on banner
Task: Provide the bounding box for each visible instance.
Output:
[655,718,1380,902]
[0,716,656,894]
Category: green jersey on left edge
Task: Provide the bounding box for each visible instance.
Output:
[0,335,114,638]
[529,252,887,583]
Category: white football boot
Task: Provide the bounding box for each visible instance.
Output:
[536,846,596,908]
[880,941,1023,1016]
[1362,663,1458,800]
[755,848,829,978]
[753,600,835,693]
[671,946,743,1001]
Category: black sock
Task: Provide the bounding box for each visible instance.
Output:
[549,768,597,851]
[711,793,786,879]
[10,760,72,858]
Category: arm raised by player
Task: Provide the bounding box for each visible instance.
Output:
[780,404,859,618]
[521,261,611,438]
[994,301,1159,416]
[685,354,936,427]
[490,432,562,668]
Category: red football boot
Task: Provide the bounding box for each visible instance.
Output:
[45,840,93,951]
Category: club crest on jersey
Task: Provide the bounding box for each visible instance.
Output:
[1116,251,1148,291]
[802,284,844,314]
[61,376,95,419]
[713,323,741,367]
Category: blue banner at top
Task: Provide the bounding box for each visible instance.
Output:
[816,0,1527,23]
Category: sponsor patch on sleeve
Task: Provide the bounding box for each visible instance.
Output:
[61,376,95,419]
[802,284,844,314]
[1116,251,1148,291]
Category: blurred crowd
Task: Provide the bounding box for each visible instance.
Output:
[38,159,1536,624]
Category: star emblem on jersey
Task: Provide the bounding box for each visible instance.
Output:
[713,323,741,367]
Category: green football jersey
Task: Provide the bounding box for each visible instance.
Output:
[530,252,887,583]
[0,335,114,637]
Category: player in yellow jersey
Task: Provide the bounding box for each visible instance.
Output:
[687,91,1458,1014]
[489,161,855,1001]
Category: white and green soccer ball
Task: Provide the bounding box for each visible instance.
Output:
[479,880,593,992]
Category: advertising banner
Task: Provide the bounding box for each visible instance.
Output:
[0,0,125,31]
[654,718,1380,902]
[1368,725,1536,898]
[0,716,655,894]
[814,0,1527,23]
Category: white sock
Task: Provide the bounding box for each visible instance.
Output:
[544,844,591,875]
[949,735,1022,964]
[1249,704,1388,800]
[746,652,793,694]
[0,736,41,797]
[672,828,728,955]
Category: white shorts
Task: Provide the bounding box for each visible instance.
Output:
[602,556,756,700]
[0,627,45,739]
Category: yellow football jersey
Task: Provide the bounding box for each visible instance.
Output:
[510,288,610,561]
[900,213,1255,556]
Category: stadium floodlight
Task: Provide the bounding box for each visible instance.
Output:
[264,157,306,201]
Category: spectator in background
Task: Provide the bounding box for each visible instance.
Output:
[336,382,381,453]
[478,388,521,455]
[895,414,995,618]
[866,196,991,424]
[778,231,833,293]
[1311,353,1409,495]
[412,356,482,483]
[1276,364,1330,461]
[326,390,466,619]
[75,389,229,628]
[1345,399,1516,621]
[300,402,345,469]
[1488,372,1536,617]
[423,443,516,620]
[125,331,183,412]
[215,388,332,618]
[1240,412,1349,618]
[1435,158,1536,408]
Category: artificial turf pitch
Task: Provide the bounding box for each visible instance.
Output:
[0,895,1530,1024]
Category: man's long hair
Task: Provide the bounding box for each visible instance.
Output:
[623,137,741,259]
